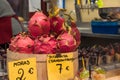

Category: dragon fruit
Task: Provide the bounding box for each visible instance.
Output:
[57,32,77,53]
[34,35,57,54]
[62,13,81,49]
[70,21,81,48]
[9,33,34,53]
[49,15,66,37]
[28,11,50,38]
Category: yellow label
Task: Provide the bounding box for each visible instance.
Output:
[47,53,74,80]
[8,58,37,80]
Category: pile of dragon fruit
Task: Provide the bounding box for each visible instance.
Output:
[9,11,81,54]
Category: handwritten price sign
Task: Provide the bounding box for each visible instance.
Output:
[47,53,74,80]
[8,58,37,80]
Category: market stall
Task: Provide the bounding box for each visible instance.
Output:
[0,0,120,80]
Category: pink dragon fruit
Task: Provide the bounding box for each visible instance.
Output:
[70,21,81,49]
[34,35,57,54]
[57,32,77,53]
[9,33,34,53]
[28,11,50,38]
[49,15,66,37]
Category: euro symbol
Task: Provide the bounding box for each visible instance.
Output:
[66,66,69,71]
[28,68,34,74]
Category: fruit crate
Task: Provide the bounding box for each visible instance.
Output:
[7,50,79,80]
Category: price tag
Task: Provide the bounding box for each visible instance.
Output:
[8,58,37,80]
[47,53,74,80]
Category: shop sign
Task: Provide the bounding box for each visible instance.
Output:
[8,58,37,80]
[47,53,74,80]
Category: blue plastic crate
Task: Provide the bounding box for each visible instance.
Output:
[91,21,119,34]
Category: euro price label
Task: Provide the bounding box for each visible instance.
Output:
[47,53,74,80]
[8,58,37,80]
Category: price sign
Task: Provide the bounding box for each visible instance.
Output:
[47,53,74,80]
[8,58,37,80]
